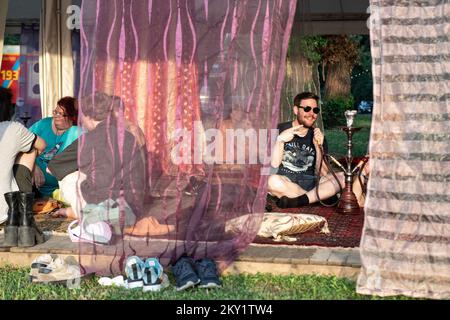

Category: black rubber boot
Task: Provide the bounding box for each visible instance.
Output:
[18,192,44,247]
[3,191,21,246]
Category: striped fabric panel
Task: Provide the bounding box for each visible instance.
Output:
[372,64,450,77]
[357,0,450,299]
[368,101,447,114]
[375,73,450,83]
[381,0,449,7]
[381,16,450,25]
[373,43,450,58]
[365,208,450,224]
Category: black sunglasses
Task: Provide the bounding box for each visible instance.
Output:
[297,105,320,114]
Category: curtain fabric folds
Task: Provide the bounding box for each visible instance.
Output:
[357,0,450,299]
[77,0,296,275]
[39,0,74,117]
[0,0,8,69]
[18,25,42,126]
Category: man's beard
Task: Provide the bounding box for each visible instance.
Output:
[297,115,315,128]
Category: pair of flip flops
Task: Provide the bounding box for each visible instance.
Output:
[125,256,170,292]
[29,254,88,286]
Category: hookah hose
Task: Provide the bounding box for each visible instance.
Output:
[354,155,369,194]
[314,144,344,207]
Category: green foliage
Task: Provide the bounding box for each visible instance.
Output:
[322,95,355,128]
[350,35,373,106]
[288,35,327,63]
[4,34,20,46]
[0,266,414,300]
[298,36,327,63]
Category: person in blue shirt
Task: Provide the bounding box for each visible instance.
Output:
[29,97,81,197]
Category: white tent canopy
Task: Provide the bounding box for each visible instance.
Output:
[4,0,370,35]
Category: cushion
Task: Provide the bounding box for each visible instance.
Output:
[225,212,330,242]
[258,212,330,241]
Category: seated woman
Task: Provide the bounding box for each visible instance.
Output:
[0,87,46,223]
[47,92,173,236]
[28,97,80,197]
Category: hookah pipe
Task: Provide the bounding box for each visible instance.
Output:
[314,146,369,209]
[336,112,363,215]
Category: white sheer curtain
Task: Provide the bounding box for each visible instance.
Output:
[39,0,74,117]
[358,0,450,299]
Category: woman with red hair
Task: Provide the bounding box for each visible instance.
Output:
[28,97,81,197]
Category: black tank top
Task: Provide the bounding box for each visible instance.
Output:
[278,124,316,177]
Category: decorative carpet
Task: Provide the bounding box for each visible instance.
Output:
[253,198,365,248]
[1,195,365,248]
[34,214,73,233]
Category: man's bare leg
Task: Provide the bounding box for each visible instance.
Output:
[267,174,307,198]
[273,172,344,208]
[352,159,370,207]
[305,172,344,204]
[269,160,369,208]
[353,177,365,207]
[307,170,368,207]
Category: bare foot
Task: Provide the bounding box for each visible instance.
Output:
[124,216,175,236]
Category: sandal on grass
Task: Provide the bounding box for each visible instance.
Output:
[31,255,86,285]
[29,254,58,280]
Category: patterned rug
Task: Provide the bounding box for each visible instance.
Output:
[1,195,364,248]
[253,197,365,248]
[35,214,73,233]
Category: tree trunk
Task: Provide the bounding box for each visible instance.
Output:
[324,63,353,100]
[281,54,321,124]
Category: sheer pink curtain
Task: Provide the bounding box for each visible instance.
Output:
[76,0,296,275]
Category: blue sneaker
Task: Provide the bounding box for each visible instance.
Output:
[171,256,200,291]
[195,258,222,289]
[142,258,170,292]
[124,256,145,289]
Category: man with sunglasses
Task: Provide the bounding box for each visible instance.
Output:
[268,92,342,208]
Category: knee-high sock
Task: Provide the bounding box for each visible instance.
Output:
[277,194,309,208]
[13,164,33,193]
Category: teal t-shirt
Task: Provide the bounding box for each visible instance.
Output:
[29,117,81,196]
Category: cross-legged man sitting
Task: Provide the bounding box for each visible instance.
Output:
[268,92,366,208]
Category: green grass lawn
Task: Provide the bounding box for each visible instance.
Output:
[324,114,372,158]
[0,266,412,300]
